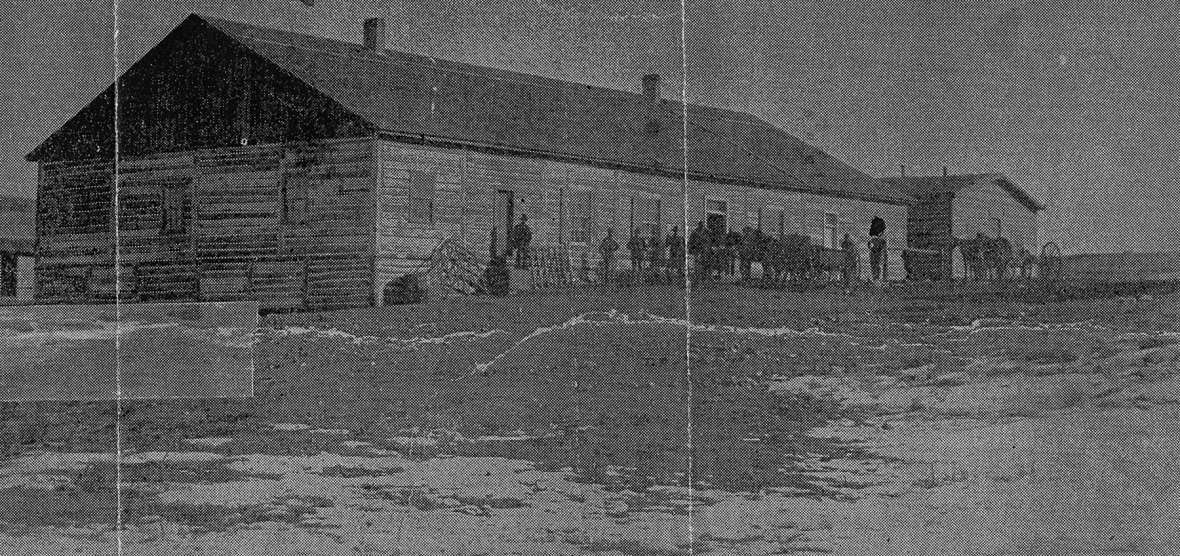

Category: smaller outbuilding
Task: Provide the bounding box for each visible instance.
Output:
[0,196,35,300]
[882,172,1043,280]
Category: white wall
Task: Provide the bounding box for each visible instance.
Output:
[377,140,908,286]
[952,177,1039,254]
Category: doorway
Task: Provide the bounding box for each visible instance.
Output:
[705,199,727,236]
[494,190,515,256]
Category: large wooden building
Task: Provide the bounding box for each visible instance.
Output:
[28,14,911,310]
[882,172,1043,279]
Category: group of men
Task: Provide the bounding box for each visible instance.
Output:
[506,212,891,286]
[597,226,686,284]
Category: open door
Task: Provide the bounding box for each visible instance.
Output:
[494,190,515,256]
[705,199,727,236]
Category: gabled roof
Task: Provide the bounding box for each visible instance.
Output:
[29,14,911,205]
[881,173,1043,212]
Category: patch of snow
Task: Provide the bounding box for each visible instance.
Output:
[122,451,227,464]
[183,437,234,448]
[388,437,440,448]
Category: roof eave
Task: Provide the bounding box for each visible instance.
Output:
[376,129,910,206]
[994,176,1045,212]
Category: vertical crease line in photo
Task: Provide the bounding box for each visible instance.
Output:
[678,0,694,548]
[112,1,124,552]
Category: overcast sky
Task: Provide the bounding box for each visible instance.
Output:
[2,0,1177,254]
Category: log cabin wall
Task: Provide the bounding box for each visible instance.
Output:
[904,193,954,279]
[905,193,954,250]
[36,137,376,310]
[36,160,117,301]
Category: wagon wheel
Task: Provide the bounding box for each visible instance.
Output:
[1039,241,1062,281]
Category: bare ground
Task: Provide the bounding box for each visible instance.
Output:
[0,282,1178,554]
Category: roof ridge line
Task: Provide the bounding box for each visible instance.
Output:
[203,15,791,132]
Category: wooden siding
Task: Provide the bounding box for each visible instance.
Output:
[36,137,376,309]
[40,136,910,309]
[374,140,907,301]
[802,193,907,281]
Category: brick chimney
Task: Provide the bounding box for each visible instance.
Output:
[643,74,660,103]
[363,18,386,50]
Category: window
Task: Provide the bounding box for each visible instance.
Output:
[824,213,838,249]
[160,179,189,234]
[746,209,762,231]
[705,199,727,235]
[569,189,593,243]
[633,196,661,237]
[769,207,785,237]
[282,173,309,225]
[407,169,435,226]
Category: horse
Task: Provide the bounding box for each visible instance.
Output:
[807,245,844,283]
[956,236,984,281]
[955,234,1015,281]
[1014,247,1036,279]
[780,233,813,283]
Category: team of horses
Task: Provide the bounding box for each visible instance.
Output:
[697,231,858,284]
[707,230,1048,285]
[902,233,1047,282]
[951,234,1038,281]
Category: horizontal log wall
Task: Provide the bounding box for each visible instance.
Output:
[36,137,376,309]
[36,159,117,301]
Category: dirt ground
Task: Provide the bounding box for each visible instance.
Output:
[1,281,1179,554]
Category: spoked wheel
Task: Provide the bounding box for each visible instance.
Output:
[1039,242,1062,281]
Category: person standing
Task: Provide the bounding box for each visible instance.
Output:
[511,214,532,269]
[627,228,646,280]
[869,216,887,282]
[599,229,619,285]
[840,233,858,285]
[724,228,743,278]
[688,221,707,282]
[666,226,685,283]
[648,231,664,283]
[739,226,758,282]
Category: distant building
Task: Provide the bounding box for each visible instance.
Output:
[882,172,1043,280]
[28,14,910,309]
[0,195,34,300]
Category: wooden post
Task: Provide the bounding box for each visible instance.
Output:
[301,257,310,311]
[369,136,380,307]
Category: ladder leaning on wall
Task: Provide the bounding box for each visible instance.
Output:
[415,235,487,297]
